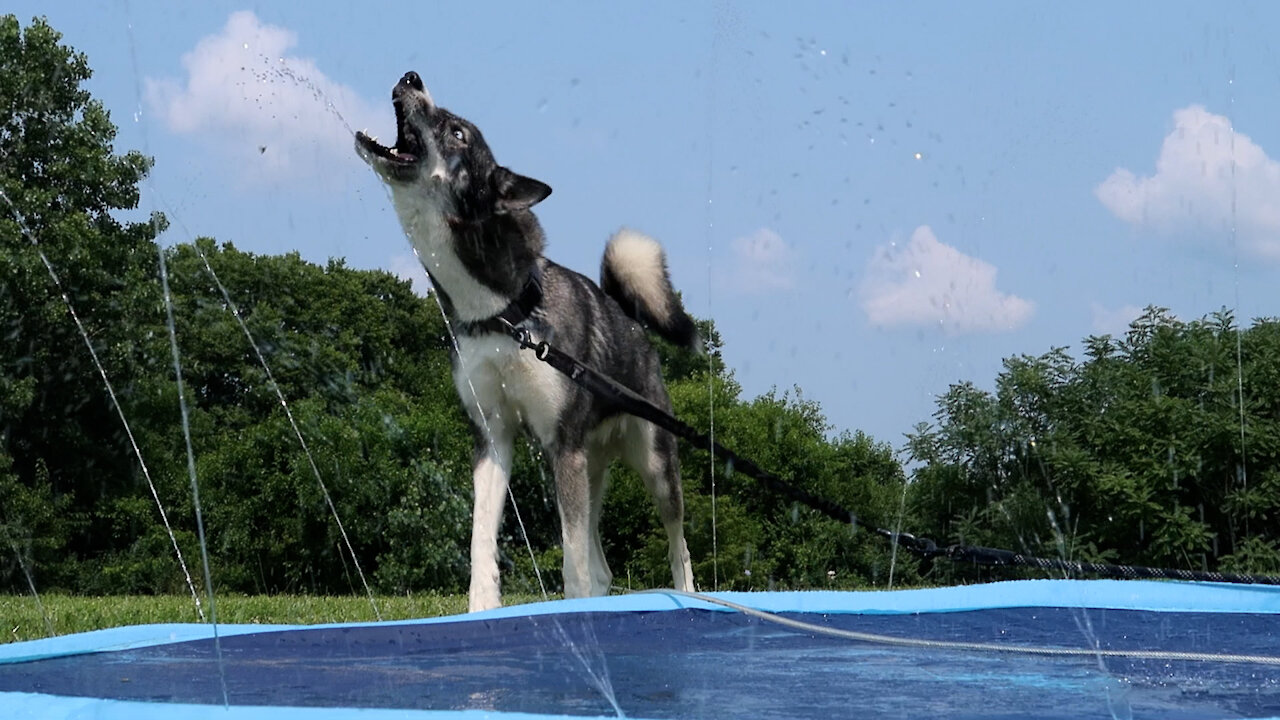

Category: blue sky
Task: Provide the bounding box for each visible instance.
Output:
[12,2,1280,451]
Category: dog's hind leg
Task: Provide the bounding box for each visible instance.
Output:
[626,423,695,593]
[469,422,515,613]
[586,450,614,596]
[554,447,595,598]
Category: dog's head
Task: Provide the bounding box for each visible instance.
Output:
[355,71,551,222]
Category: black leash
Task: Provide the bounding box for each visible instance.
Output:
[499,320,1280,587]
[945,546,1280,585]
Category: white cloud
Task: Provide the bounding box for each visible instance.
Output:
[1090,302,1143,336]
[1096,105,1280,261]
[860,226,1034,335]
[145,11,379,179]
[726,228,794,292]
[389,254,432,298]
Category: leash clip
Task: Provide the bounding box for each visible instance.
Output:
[891,531,939,557]
[499,318,535,349]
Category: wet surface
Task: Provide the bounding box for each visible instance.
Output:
[3,607,1279,718]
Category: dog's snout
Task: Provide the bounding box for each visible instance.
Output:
[400,71,424,92]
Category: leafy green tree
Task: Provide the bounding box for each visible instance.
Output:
[1,15,166,588]
[907,307,1280,579]
[134,241,477,595]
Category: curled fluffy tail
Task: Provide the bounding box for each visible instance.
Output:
[601,228,700,350]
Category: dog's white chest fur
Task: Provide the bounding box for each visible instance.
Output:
[389,187,509,323]
[387,185,567,443]
[453,333,570,447]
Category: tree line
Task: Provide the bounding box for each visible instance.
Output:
[1,16,1276,599]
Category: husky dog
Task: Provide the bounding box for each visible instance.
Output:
[355,71,698,611]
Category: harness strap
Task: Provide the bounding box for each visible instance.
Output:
[456,269,544,336]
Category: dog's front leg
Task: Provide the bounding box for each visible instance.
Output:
[554,448,593,598]
[469,424,514,612]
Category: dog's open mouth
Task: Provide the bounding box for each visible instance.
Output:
[356,96,422,165]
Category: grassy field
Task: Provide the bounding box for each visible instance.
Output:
[0,593,552,644]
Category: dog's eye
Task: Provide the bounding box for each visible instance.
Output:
[451,128,466,143]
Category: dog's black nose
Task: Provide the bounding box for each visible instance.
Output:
[400,71,424,92]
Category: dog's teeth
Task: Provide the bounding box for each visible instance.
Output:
[389,148,399,156]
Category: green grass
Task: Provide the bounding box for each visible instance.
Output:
[0,593,552,644]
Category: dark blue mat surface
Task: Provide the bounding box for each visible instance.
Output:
[4,606,1280,718]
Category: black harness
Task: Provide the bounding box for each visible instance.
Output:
[451,270,544,337]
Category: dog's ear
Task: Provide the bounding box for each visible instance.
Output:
[494,167,552,213]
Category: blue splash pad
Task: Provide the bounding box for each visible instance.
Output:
[3,580,1279,719]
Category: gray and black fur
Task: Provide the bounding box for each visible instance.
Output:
[356,71,697,611]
